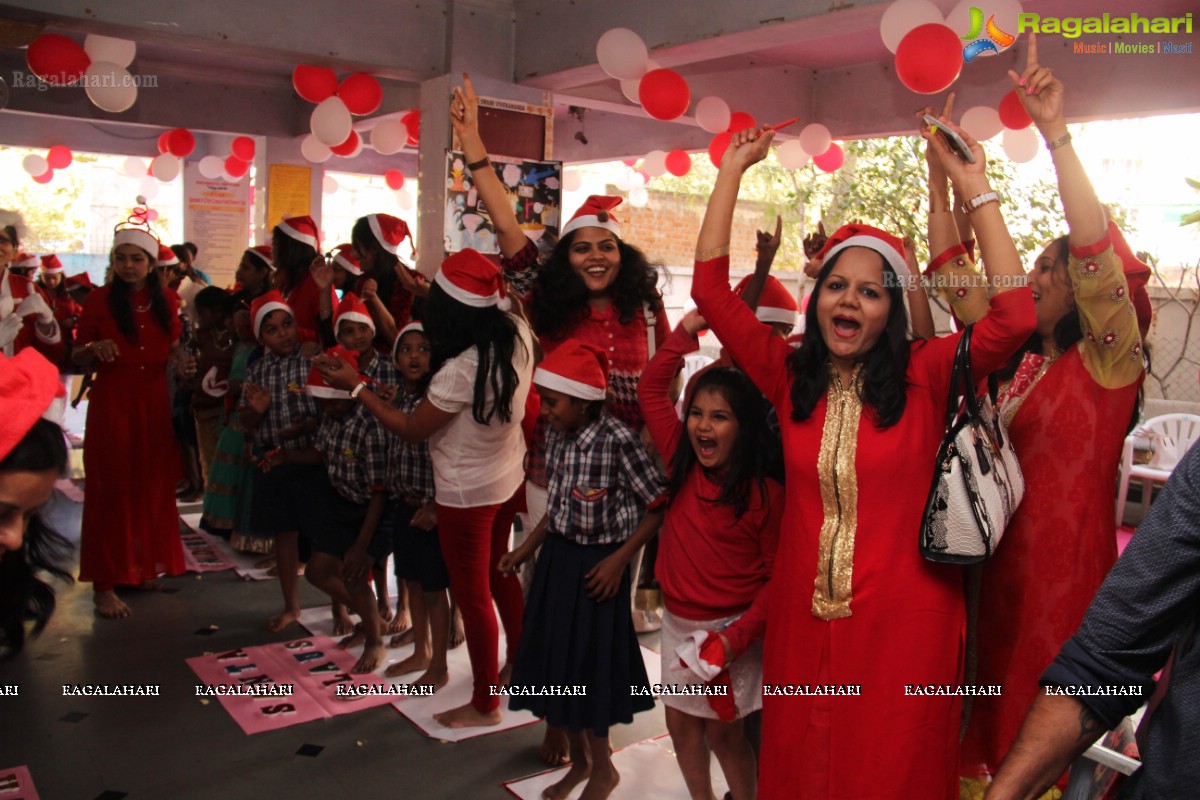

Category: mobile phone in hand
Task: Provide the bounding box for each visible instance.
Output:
[923,114,976,164]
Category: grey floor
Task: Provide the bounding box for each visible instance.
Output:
[0,492,669,799]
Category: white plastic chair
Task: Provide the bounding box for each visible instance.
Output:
[1116,413,1200,525]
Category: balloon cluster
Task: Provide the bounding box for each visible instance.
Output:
[26,33,141,113]
[948,95,1039,164]
[196,136,258,183]
[294,66,391,161]
[21,146,73,184]
[597,29,691,122]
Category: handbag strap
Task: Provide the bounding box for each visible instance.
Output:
[943,324,974,430]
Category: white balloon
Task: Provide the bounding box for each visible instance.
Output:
[695,96,732,134]
[946,0,1023,55]
[880,0,946,54]
[121,156,147,178]
[84,34,136,68]
[562,170,583,192]
[960,106,1003,142]
[1001,126,1039,163]
[612,168,634,192]
[323,175,340,194]
[310,96,353,147]
[198,155,225,179]
[84,62,137,113]
[394,187,415,211]
[596,28,649,81]
[630,170,647,187]
[151,153,181,182]
[22,154,48,176]
[138,176,159,200]
[221,170,242,184]
[371,119,408,155]
[620,59,659,103]
[642,150,668,177]
[798,124,832,157]
[777,140,812,170]
[628,186,649,208]
[301,134,332,163]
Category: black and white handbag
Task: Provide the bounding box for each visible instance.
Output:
[920,325,1024,564]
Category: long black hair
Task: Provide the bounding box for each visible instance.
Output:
[351,216,419,315]
[668,367,784,517]
[421,282,527,425]
[0,419,73,658]
[529,230,663,341]
[108,246,174,341]
[786,248,912,428]
[271,229,319,295]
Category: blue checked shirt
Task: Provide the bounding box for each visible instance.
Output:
[544,410,666,546]
[314,405,391,505]
[388,390,436,504]
[361,351,399,389]
[243,350,320,453]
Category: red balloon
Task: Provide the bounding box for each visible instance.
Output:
[401,110,420,146]
[166,128,195,158]
[385,169,405,190]
[338,73,382,116]
[224,156,249,178]
[813,143,845,172]
[231,136,256,161]
[708,131,732,169]
[32,169,54,184]
[46,145,73,170]
[727,112,756,133]
[292,65,338,103]
[157,131,171,154]
[894,24,962,94]
[998,90,1033,129]
[330,130,361,156]
[638,68,690,121]
[26,34,90,86]
[665,149,691,177]
[145,208,159,222]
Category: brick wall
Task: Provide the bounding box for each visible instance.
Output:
[616,189,768,272]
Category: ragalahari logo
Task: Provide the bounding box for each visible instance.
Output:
[960,7,1017,62]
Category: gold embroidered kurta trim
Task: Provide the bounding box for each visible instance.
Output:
[812,364,862,620]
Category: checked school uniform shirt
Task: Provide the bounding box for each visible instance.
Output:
[388,390,436,504]
[243,349,319,452]
[543,410,666,546]
[315,405,390,505]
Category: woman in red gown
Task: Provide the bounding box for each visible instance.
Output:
[693,126,1034,798]
[74,223,189,619]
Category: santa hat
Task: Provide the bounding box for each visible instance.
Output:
[674,631,737,722]
[0,349,66,462]
[561,195,622,238]
[306,345,362,399]
[392,321,427,362]
[334,292,375,334]
[365,214,413,257]
[434,249,507,308]
[12,252,39,269]
[277,215,321,251]
[155,244,179,268]
[246,244,274,271]
[534,338,608,401]
[66,272,93,290]
[113,227,160,258]
[733,275,799,327]
[817,223,906,277]
[1106,219,1153,338]
[250,290,293,340]
[40,254,63,275]
[331,244,362,276]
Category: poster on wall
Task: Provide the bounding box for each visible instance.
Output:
[183,163,251,288]
[443,150,561,254]
[266,163,312,234]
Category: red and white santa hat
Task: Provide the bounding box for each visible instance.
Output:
[534,338,608,401]
[155,244,179,268]
[392,320,426,362]
[12,252,40,269]
[0,349,66,461]
[434,248,507,308]
[113,226,160,257]
[250,290,293,340]
[277,215,321,252]
[331,243,362,276]
[561,195,622,238]
[817,223,906,277]
[365,214,413,256]
[306,345,363,399]
[733,275,799,327]
[334,292,374,334]
[39,254,63,275]
[245,244,274,271]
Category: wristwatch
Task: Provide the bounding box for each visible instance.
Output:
[350,382,368,399]
[960,191,1000,215]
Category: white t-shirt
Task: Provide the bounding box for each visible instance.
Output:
[425,314,533,508]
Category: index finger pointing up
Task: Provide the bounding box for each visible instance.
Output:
[1026,31,1039,71]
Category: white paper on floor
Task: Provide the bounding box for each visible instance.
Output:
[179,513,275,580]
[504,735,729,800]
[297,603,660,743]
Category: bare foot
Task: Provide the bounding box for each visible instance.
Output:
[410,665,449,691]
[388,628,415,648]
[266,607,301,632]
[384,650,431,679]
[578,763,619,800]
[433,702,502,729]
[498,662,513,686]
[542,761,591,800]
[377,600,394,623]
[386,612,411,636]
[352,642,385,674]
[450,607,466,648]
[253,556,276,570]
[332,611,356,637]
[541,726,571,765]
[94,590,132,619]
[340,620,386,650]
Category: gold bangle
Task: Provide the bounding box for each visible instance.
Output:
[695,245,731,262]
[1045,132,1072,151]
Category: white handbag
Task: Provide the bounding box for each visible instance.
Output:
[921,326,1025,564]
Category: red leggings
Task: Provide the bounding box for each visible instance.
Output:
[437,487,526,713]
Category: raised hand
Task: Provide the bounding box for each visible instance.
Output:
[680,309,708,336]
[360,278,378,303]
[315,352,359,391]
[720,127,775,173]
[920,115,987,185]
[755,215,783,257]
[1007,33,1064,133]
[920,92,957,185]
[449,72,480,140]
[242,382,271,414]
[310,255,334,290]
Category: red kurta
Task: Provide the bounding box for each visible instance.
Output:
[693,254,1035,799]
[76,285,186,586]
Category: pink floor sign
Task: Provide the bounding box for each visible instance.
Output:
[0,765,38,799]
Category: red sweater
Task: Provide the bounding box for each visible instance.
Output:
[638,324,782,659]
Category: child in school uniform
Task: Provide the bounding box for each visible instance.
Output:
[240,291,323,633]
[499,338,666,800]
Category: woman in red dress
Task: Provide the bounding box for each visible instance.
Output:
[74,222,190,619]
[693,126,1034,798]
